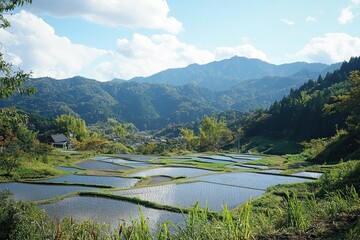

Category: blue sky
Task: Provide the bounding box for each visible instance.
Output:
[1,0,359,81]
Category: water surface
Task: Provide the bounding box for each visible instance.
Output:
[129,167,215,178]
[0,182,99,201]
[77,161,132,171]
[56,166,81,172]
[194,172,313,190]
[291,171,323,179]
[39,196,184,230]
[113,182,264,211]
[38,175,138,188]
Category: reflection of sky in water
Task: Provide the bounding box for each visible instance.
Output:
[195,158,233,164]
[0,183,99,201]
[194,172,313,190]
[102,158,153,168]
[291,172,323,179]
[113,182,264,211]
[56,166,81,172]
[38,175,138,188]
[77,161,132,170]
[261,169,283,174]
[117,154,157,162]
[129,167,215,177]
[39,196,184,230]
[241,164,268,169]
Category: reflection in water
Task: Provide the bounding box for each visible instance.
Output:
[113,182,264,211]
[56,166,81,172]
[39,196,184,230]
[0,183,99,201]
[129,167,215,177]
[291,171,323,179]
[77,161,132,170]
[194,172,313,190]
[38,175,138,188]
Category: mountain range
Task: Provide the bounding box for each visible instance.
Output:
[131,56,340,91]
[0,57,341,130]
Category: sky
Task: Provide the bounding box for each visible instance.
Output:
[1,0,360,81]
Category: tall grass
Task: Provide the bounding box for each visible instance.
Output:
[283,191,309,231]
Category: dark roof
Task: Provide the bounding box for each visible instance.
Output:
[50,134,69,143]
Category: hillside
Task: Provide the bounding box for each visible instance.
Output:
[132,56,339,91]
[0,57,341,130]
[239,56,360,157]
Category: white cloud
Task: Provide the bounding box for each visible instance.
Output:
[351,0,360,5]
[27,0,183,34]
[91,34,269,81]
[297,33,360,63]
[306,16,317,22]
[281,19,294,26]
[214,45,268,61]
[0,11,107,79]
[338,7,354,24]
[0,11,268,81]
[92,33,215,81]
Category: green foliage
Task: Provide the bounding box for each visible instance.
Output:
[180,127,199,151]
[324,70,360,131]
[283,191,309,231]
[55,114,88,141]
[0,108,38,175]
[243,57,360,142]
[0,190,52,240]
[199,116,233,151]
[0,0,35,99]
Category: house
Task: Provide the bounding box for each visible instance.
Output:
[50,134,70,148]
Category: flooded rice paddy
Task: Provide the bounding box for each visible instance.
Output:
[39,196,184,229]
[113,182,265,211]
[38,174,138,188]
[77,160,132,171]
[129,167,215,177]
[1,153,319,229]
[0,182,99,201]
[193,172,313,190]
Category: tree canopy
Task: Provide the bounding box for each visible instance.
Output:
[0,0,34,99]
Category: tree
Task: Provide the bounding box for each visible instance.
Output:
[113,124,129,140]
[199,116,233,151]
[0,0,35,98]
[324,71,360,131]
[55,114,88,141]
[180,128,199,151]
[0,140,22,176]
[0,108,37,175]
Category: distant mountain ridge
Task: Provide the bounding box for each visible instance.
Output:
[132,56,340,91]
[0,57,343,130]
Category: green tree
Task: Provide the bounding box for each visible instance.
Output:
[199,116,233,151]
[324,70,360,131]
[0,108,36,175]
[180,128,199,151]
[0,0,35,99]
[113,124,129,139]
[55,114,88,141]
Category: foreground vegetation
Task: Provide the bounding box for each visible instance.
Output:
[1,159,359,239]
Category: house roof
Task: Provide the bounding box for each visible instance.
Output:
[50,134,69,143]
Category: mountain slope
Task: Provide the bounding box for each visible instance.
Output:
[132,56,335,91]
[0,58,344,130]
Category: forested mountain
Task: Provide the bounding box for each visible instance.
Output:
[132,56,340,91]
[0,57,342,130]
[242,57,360,141]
